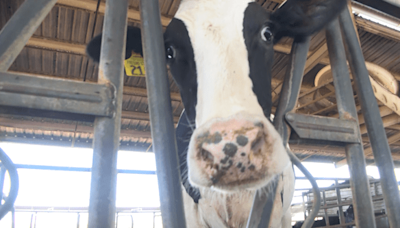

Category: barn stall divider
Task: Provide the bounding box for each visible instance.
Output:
[0,0,399,228]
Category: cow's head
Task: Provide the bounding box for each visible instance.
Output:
[87,0,346,193]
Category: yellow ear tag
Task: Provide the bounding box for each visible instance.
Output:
[124,51,146,77]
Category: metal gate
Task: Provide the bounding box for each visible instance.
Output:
[0,0,399,228]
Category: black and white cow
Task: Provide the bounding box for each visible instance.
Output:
[87,0,346,227]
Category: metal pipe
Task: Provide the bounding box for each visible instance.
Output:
[302,193,307,221]
[0,0,58,71]
[248,38,311,228]
[248,37,322,228]
[76,213,80,228]
[274,37,311,139]
[325,18,377,228]
[13,164,156,175]
[30,213,35,228]
[88,0,128,228]
[322,191,330,226]
[339,7,400,227]
[11,208,15,228]
[153,212,155,228]
[0,164,6,205]
[246,176,279,228]
[276,37,322,228]
[116,213,119,228]
[335,180,345,224]
[139,1,187,227]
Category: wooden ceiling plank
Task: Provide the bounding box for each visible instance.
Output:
[57,0,171,26]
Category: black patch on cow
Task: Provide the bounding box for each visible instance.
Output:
[243,3,274,119]
[270,0,347,42]
[164,19,198,123]
[236,135,249,146]
[223,143,238,157]
[248,164,255,171]
[86,26,143,63]
[164,21,199,204]
[236,162,242,168]
[176,111,201,203]
[220,156,229,164]
[222,160,233,170]
[212,132,222,144]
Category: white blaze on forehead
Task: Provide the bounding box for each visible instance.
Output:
[175,0,265,128]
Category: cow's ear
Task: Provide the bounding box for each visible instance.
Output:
[86,26,143,63]
[270,0,347,43]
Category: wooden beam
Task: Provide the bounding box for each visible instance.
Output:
[303,43,329,75]
[27,37,86,55]
[386,124,400,131]
[359,113,400,134]
[122,110,179,123]
[0,117,152,138]
[358,106,393,125]
[57,0,172,27]
[330,106,393,124]
[273,43,293,55]
[364,132,400,156]
[271,41,329,104]
[337,131,400,166]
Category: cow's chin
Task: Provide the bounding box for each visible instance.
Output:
[186,114,290,193]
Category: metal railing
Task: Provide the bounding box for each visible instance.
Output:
[297,177,397,228]
[6,207,161,228]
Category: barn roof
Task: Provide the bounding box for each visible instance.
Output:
[1,0,400,166]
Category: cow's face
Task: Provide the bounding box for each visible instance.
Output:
[167,0,346,191]
[86,0,346,193]
[167,2,284,191]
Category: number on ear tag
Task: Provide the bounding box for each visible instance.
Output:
[124,51,146,77]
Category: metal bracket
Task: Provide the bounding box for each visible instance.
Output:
[285,113,360,144]
[0,72,116,117]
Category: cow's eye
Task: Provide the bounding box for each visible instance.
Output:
[166,46,176,59]
[261,26,273,42]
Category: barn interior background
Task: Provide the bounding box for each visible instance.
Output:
[0,0,400,227]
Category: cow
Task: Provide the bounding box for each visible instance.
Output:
[86,0,346,227]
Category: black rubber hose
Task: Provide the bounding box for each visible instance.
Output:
[286,146,321,228]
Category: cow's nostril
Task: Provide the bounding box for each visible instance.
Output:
[236,135,248,146]
[211,132,222,144]
[251,135,263,151]
[254,122,264,129]
[200,149,214,162]
[223,143,238,157]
